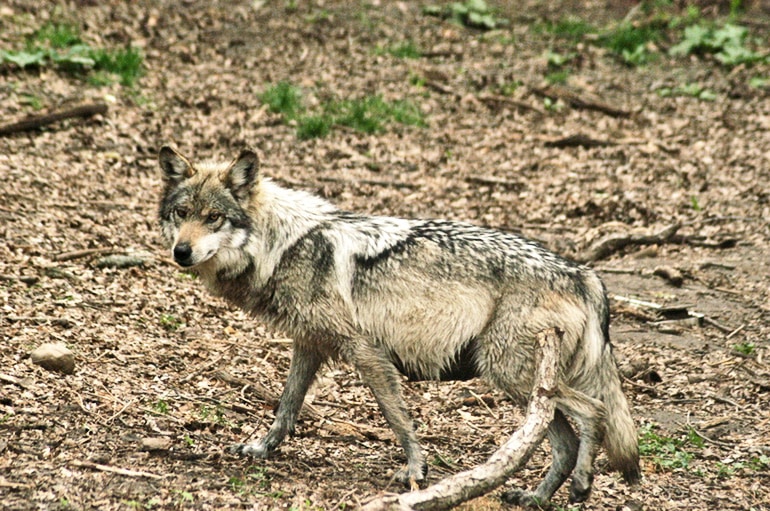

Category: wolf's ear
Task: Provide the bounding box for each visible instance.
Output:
[159,146,195,183]
[226,149,259,201]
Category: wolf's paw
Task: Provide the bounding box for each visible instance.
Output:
[568,474,593,503]
[501,489,551,509]
[229,440,271,458]
[394,462,428,491]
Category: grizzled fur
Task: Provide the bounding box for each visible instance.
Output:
[158,147,641,504]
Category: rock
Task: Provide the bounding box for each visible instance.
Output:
[30,343,75,375]
[140,437,172,451]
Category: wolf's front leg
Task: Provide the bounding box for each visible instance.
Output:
[343,342,427,490]
[231,346,324,458]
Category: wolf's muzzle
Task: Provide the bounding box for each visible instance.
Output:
[173,243,194,266]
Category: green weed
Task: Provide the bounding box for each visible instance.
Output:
[639,423,703,472]
[152,399,169,415]
[733,342,756,355]
[669,23,765,67]
[0,21,143,85]
[657,83,716,101]
[423,0,507,30]
[600,22,661,66]
[296,114,333,140]
[541,17,596,41]
[159,313,184,331]
[377,40,421,59]
[259,81,305,118]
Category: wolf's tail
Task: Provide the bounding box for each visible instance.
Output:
[592,293,641,484]
[598,347,642,484]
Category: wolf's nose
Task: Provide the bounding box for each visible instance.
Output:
[173,243,193,265]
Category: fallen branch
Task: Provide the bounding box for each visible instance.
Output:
[577,223,681,262]
[361,328,562,511]
[533,85,631,118]
[544,133,616,149]
[54,247,121,262]
[0,103,108,137]
[71,460,163,479]
[477,93,545,115]
[465,174,524,190]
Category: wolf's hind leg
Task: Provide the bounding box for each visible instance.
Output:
[503,409,579,507]
[231,347,324,458]
[343,342,427,489]
[554,384,606,503]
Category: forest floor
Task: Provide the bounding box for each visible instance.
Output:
[1,1,769,510]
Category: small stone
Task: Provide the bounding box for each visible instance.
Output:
[30,343,75,375]
[140,437,172,451]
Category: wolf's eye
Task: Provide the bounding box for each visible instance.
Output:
[175,206,189,219]
[206,212,222,224]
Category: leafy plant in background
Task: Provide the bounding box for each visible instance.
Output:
[669,23,766,67]
[639,423,704,472]
[0,21,143,86]
[600,22,661,66]
[260,83,425,140]
[657,83,717,101]
[540,16,596,41]
[423,0,508,30]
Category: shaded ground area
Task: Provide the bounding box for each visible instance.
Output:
[1,1,769,509]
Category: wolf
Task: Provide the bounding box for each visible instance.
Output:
[158,146,641,505]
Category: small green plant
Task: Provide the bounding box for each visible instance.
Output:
[259,81,305,118]
[152,399,169,415]
[690,195,702,211]
[423,0,508,30]
[600,22,661,65]
[35,22,82,48]
[174,490,194,506]
[296,114,333,140]
[377,40,422,59]
[546,70,570,85]
[669,23,765,67]
[0,21,143,85]
[733,342,756,355]
[639,423,702,472]
[541,17,596,41]
[159,313,184,331]
[657,83,716,101]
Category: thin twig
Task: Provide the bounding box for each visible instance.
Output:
[0,103,108,137]
[54,247,121,262]
[71,460,163,479]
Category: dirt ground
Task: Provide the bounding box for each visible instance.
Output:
[1,1,769,510]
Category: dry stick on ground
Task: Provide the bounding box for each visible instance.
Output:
[70,460,163,480]
[532,85,631,118]
[0,103,108,137]
[577,223,681,263]
[54,247,121,262]
[544,133,616,149]
[361,328,562,511]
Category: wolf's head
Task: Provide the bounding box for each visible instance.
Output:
[158,147,258,268]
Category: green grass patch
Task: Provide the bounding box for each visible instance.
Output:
[423,0,508,30]
[259,81,305,118]
[376,40,422,59]
[600,22,661,66]
[639,423,704,472]
[669,23,765,67]
[0,21,143,86]
[259,82,426,140]
[540,16,597,41]
[657,82,717,101]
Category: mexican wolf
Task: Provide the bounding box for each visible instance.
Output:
[158,146,641,505]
